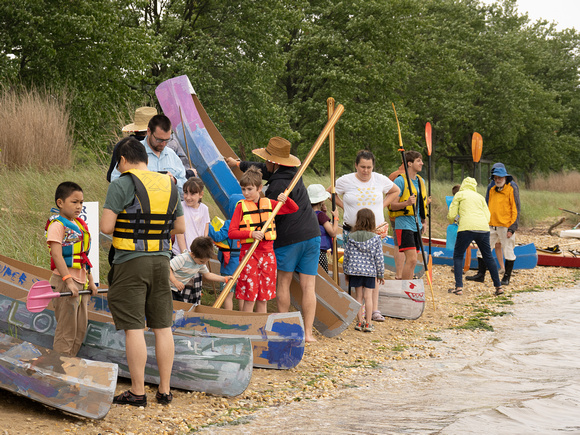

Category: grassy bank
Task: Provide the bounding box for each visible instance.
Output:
[1,167,579,283]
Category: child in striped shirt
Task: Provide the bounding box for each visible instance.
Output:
[169,236,231,305]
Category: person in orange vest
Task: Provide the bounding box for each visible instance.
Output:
[228,166,298,313]
[467,163,520,286]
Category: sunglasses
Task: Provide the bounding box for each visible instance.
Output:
[152,133,171,144]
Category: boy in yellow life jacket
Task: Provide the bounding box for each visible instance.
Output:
[228,166,298,313]
[45,182,98,356]
[388,150,431,280]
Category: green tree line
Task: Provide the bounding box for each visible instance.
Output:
[1,0,579,185]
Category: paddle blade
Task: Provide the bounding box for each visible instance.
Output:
[471,132,483,163]
[425,122,432,156]
[26,280,58,313]
[427,254,433,283]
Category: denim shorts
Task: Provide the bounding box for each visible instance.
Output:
[275,236,321,275]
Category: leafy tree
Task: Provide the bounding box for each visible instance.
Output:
[0,0,157,150]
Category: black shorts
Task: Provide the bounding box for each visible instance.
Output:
[396,229,421,252]
[348,275,376,289]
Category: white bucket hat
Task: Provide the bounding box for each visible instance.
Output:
[307,184,331,204]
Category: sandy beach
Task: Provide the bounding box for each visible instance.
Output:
[1,229,578,434]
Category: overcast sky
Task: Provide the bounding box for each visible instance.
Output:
[480,0,578,31]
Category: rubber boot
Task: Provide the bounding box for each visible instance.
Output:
[466,258,486,282]
[501,260,514,286]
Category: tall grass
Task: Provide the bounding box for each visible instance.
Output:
[528,171,580,193]
[0,87,73,169]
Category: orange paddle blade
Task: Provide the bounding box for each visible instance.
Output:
[427,254,433,283]
[425,122,432,156]
[471,132,483,163]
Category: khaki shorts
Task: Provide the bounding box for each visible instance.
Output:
[107,255,173,330]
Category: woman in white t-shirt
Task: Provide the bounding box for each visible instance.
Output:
[334,150,400,321]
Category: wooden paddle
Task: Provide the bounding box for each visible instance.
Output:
[425,122,433,284]
[464,132,482,272]
[212,104,346,308]
[327,97,340,285]
[26,280,107,313]
[463,243,472,272]
[392,103,435,310]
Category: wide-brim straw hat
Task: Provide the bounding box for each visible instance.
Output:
[252,137,301,167]
[307,184,331,204]
[122,106,158,132]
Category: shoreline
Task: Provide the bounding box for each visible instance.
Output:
[1,232,578,434]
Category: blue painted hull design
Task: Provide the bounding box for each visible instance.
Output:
[173,304,305,370]
[155,75,242,217]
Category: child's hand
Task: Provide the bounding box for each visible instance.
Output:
[252,230,265,241]
[65,279,79,297]
[378,278,385,285]
[426,196,432,205]
[407,194,417,206]
[277,193,287,203]
[331,208,339,220]
[89,283,99,296]
[173,280,185,291]
[224,275,233,283]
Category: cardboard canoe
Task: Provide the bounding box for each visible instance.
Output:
[155,75,361,337]
[0,254,253,397]
[0,332,117,419]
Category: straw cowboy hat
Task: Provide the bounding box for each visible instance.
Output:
[122,106,158,132]
[252,137,301,167]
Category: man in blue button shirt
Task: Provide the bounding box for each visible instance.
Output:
[110,114,187,197]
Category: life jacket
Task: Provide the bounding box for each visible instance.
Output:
[45,215,92,271]
[210,216,241,266]
[388,175,428,220]
[316,211,333,251]
[112,169,179,252]
[239,198,276,244]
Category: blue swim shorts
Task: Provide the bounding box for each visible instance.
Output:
[275,236,321,275]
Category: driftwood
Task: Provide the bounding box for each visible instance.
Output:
[548,217,566,236]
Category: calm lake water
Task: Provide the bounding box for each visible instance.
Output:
[207,284,580,434]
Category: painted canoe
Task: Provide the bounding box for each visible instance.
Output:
[537,250,580,268]
[0,254,253,397]
[155,75,361,338]
[173,303,305,370]
[383,237,538,270]
[0,332,117,419]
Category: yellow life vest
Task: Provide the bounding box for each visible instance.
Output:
[112,169,179,252]
[239,198,276,244]
[388,175,428,220]
[45,215,92,271]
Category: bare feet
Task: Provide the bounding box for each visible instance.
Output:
[305,332,317,343]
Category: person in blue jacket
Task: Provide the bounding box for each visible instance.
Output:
[208,194,244,310]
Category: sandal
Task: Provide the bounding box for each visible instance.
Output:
[451,288,463,295]
[494,287,504,296]
[371,311,385,322]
